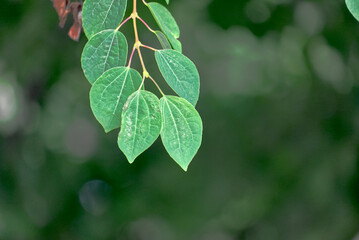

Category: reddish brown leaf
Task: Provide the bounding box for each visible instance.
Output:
[52,0,83,41]
[52,0,71,28]
[68,2,83,41]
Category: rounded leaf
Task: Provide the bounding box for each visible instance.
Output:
[155,49,200,106]
[118,90,162,163]
[346,0,359,21]
[160,96,203,171]
[90,67,142,132]
[82,0,128,38]
[81,30,128,84]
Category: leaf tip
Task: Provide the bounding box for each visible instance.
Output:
[181,165,189,172]
[103,126,113,133]
[127,157,135,164]
[178,162,190,172]
[119,146,136,164]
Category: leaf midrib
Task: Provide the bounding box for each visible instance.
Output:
[158,52,187,96]
[130,91,140,158]
[164,98,183,158]
[101,0,117,29]
[167,98,193,142]
[102,31,118,73]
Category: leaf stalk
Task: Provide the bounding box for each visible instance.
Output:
[131,0,164,96]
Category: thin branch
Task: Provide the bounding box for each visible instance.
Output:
[137,16,156,33]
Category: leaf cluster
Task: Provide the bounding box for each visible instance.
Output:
[80,0,203,171]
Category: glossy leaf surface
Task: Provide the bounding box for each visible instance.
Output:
[160,96,203,171]
[147,2,181,52]
[81,30,128,84]
[156,50,200,106]
[82,0,127,38]
[118,90,161,163]
[90,67,142,132]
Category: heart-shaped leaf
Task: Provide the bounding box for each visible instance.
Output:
[118,90,162,163]
[81,30,128,84]
[160,96,203,171]
[155,49,200,106]
[82,0,128,38]
[90,67,142,132]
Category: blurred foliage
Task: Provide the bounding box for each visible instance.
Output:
[1,0,359,239]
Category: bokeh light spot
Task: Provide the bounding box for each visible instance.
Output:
[0,81,17,123]
[79,180,112,216]
[65,118,98,159]
[245,0,271,24]
[294,2,324,35]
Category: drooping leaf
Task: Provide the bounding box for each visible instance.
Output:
[155,31,172,49]
[81,29,128,84]
[82,0,127,38]
[118,90,162,163]
[155,49,200,106]
[68,3,83,41]
[52,0,71,28]
[160,96,203,171]
[346,0,359,21]
[147,2,182,52]
[90,67,142,133]
[147,2,179,37]
[166,34,182,52]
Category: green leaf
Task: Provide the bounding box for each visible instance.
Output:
[346,0,359,21]
[165,0,169,4]
[167,34,182,52]
[82,0,128,38]
[90,67,142,133]
[155,49,200,106]
[147,2,179,37]
[81,30,128,84]
[118,90,162,163]
[160,96,203,171]
[147,2,182,52]
[155,31,172,49]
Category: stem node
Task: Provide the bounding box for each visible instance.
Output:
[131,0,164,96]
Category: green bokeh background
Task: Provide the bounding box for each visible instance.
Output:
[1,0,359,239]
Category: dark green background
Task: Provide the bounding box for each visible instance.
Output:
[1,0,359,239]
